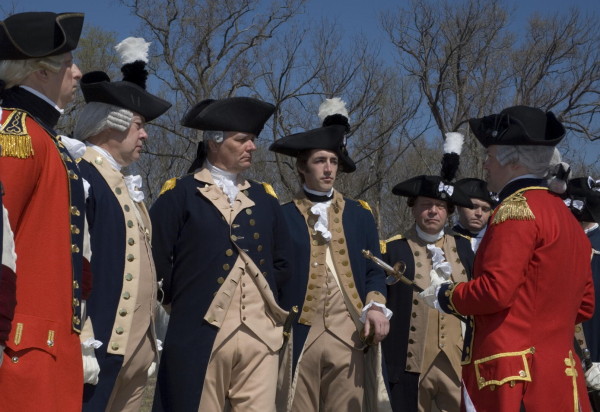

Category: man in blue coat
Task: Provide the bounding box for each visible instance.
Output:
[73,37,172,411]
[269,98,390,411]
[564,176,600,395]
[150,96,293,412]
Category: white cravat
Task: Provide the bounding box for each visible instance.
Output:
[415,225,444,243]
[206,160,239,205]
[304,184,334,242]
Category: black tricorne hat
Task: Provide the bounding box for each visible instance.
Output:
[0,12,84,60]
[392,175,474,208]
[181,97,275,136]
[564,177,600,223]
[268,125,357,173]
[454,178,495,207]
[80,72,171,122]
[469,105,565,147]
[80,37,171,122]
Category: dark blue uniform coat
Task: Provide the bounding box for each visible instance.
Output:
[150,172,293,412]
[278,194,387,369]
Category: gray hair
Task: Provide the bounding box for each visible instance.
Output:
[73,102,133,141]
[0,54,66,88]
[495,145,560,178]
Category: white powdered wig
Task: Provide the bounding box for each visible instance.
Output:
[74,102,133,141]
[443,132,464,155]
[115,37,151,64]
[318,97,349,123]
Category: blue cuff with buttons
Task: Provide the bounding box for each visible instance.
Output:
[437,282,463,317]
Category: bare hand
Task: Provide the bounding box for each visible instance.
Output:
[362,306,390,344]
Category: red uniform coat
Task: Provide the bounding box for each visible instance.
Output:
[440,181,595,412]
[0,99,85,411]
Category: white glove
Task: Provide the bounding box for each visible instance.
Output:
[0,344,4,368]
[82,338,102,385]
[585,362,600,390]
[148,361,157,377]
[429,268,447,287]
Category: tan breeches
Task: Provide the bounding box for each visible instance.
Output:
[418,351,460,412]
[198,325,279,412]
[291,331,365,412]
[105,329,155,412]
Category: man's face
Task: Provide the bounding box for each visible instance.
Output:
[299,149,338,192]
[483,145,514,193]
[412,196,448,235]
[45,52,82,109]
[458,198,492,232]
[107,114,148,167]
[210,131,257,174]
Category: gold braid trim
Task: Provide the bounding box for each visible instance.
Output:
[380,234,404,254]
[358,199,372,212]
[0,110,34,158]
[491,186,547,225]
[159,177,177,195]
[262,182,278,199]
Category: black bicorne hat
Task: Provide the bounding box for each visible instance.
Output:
[181,97,275,136]
[392,175,474,208]
[80,37,171,122]
[469,105,565,147]
[268,125,356,173]
[268,97,356,173]
[454,178,496,207]
[564,177,600,223]
[0,12,84,60]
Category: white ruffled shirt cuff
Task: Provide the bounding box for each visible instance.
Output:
[360,301,393,323]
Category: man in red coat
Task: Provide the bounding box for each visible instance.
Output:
[421,105,595,412]
[0,12,87,411]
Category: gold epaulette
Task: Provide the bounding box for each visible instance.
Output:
[452,231,472,241]
[380,234,404,254]
[491,187,546,225]
[262,182,278,199]
[358,199,372,212]
[159,177,177,195]
[0,109,34,158]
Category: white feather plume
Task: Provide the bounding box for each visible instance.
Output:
[115,37,151,65]
[318,97,349,123]
[443,132,464,155]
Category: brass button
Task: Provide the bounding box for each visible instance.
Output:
[119,308,128,316]
[410,326,416,331]
[125,273,133,281]
[11,356,18,363]
[72,298,80,307]
[111,342,120,350]
[73,280,80,288]
[47,339,54,347]
[406,365,412,370]
[226,249,234,256]
[416,273,422,279]
[253,233,260,240]
[231,235,238,242]
[341,260,349,266]
[71,244,80,253]
[127,254,135,262]
[312,240,318,246]
[73,316,81,325]
[334,217,340,223]
[115,187,122,195]
[407,352,413,358]
[124,204,130,212]
[411,312,417,318]
[307,296,313,301]
[122,292,131,300]
[249,219,256,226]
[352,292,358,298]
[308,284,315,290]
[68,170,78,180]
[519,370,526,377]
[128,238,135,246]
[217,277,225,284]
[70,225,80,234]
[94,157,103,165]
[338,238,345,244]
[339,249,346,255]
[408,339,414,344]
[414,251,420,257]
[70,206,80,216]
[416,262,422,267]
[257,245,263,252]
[115,327,124,335]
[127,220,134,228]
[311,273,317,279]
[312,262,318,267]
[260,259,265,265]
[246,209,252,215]
[223,264,230,271]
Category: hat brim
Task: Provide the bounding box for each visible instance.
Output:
[392,175,474,208]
